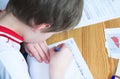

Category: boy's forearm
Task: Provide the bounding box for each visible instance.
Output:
[50,76,64,79]
[50,72,65,79]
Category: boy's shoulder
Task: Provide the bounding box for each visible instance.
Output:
[0,40,19,55]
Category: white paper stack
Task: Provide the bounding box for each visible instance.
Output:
[75,0,120,28]
[104,28,120,59]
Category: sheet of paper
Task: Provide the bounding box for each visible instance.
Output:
[27,38,93,79]
[0,0,9,10]
[115,60,120,79]
[104,28,120,59]
[75,0,120,28]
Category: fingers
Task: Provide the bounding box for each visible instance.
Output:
[34,42,49,63]
[24,43,42,62]
[40,41,50,61]
[24,41,49,63]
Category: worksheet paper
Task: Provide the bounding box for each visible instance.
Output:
[0,0,9,10]
[104,28,120,59]
[75,0,120,28]
[27,38,93,79]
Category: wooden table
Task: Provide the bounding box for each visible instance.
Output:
[47,18,120,79]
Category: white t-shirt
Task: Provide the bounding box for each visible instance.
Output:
[0,25,31,79]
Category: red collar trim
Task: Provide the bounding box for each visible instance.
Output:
[0,25,24,44]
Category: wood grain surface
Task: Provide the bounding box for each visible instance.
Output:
[47,18,120,79]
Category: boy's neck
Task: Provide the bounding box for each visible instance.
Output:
[0,11,29,37]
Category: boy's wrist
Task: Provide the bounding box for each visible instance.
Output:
[50,71,65,79]
[50,75,64,79]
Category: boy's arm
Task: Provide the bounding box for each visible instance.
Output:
[49,44,73,79]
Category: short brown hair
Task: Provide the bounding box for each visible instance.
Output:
[6,0,83,32]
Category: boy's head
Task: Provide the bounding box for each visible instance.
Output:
[6,0,83,32]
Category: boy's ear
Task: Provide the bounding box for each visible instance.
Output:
[34,23,51,31]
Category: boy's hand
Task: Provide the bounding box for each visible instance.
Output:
[24,41,49,63]
[49,44,73,79]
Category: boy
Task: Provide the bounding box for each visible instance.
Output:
[0,0,83,79]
